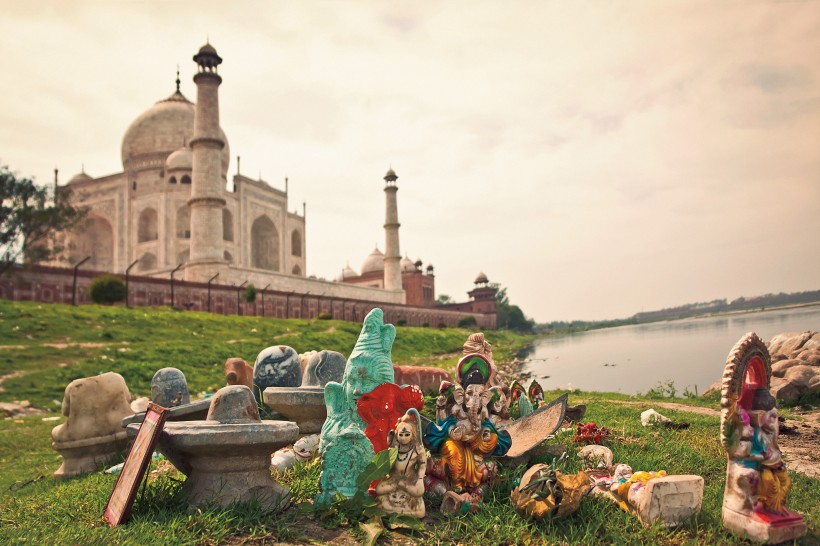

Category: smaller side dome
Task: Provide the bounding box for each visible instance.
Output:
[166,147,193,171]
[400,256,414,272]
[384,168,398,182]
[474,272,489,284]
[342,264,358,279]
[68,171,93,184]
[361,247,385,274]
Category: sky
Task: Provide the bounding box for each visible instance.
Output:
[1,1,818,323]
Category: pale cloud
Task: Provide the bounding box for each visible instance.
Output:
[1,0,818,322]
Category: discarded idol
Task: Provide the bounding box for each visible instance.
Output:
[425,352,512,514]
[358,382,425,453]
[225,357,254,390]
[374,409,428,518]
[315,308,396,506]
[511,464,591,519]
[263,384,326,434]
[720,332,806,543]
[510,379,544,418]
[300,350,346,387]
[133,385,298,510]
[590,463,704,528]
[151,367,190,408]
[52,372,133,478]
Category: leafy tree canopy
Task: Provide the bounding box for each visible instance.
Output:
[1,165,87,276]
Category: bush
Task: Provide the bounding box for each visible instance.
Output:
[243,284,257,303]
[422,322,430,328]
[457,315,477,328]
[437,322,447,329]
[396,319,406,326]
[88,274,126,305]
[317,312,332,320]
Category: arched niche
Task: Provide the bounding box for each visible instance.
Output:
[176,205,190,239]
[251,215,279,271]
[138,252,157,271]
[223,208,234,241]
[292,264,302,276]
[72,215,114,271]
[137,208,158,242]
[291,229,302,257]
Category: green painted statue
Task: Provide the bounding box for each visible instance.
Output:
[315,308,396,506]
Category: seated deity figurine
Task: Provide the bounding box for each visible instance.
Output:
[374,409,427,518]
[315,309,396,506]
[720,333,806,543]
[424,351,512,514]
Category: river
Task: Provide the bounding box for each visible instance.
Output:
[523,305,820,395]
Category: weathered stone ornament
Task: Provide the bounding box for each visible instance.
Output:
[151,367,190,408]
[511,464,591,519]
[591,464,704,527]
[374,408,428,517]
[225,357,254,390]
[52,372,133,478]
[720,332,807,543]
[315,308,396,506]
[424,352,512,514]
[253,345,302,394]
[128,385,298,511]
[300,350,346,387]
[263,385,326,434]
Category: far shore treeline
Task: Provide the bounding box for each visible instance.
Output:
[539,289,820,334]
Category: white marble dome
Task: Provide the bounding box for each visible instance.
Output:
[361,247,385,274]
[121,90,229,176]
[68,171,93,184]
[165,147,193,171]
[400,256,414,272]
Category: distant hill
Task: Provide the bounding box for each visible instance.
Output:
[542,289,820,332]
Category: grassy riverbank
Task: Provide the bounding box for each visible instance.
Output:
[0,300,817,545]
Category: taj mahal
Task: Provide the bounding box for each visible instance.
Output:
[41,43,496,325]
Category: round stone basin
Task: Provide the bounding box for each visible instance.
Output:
[263,386,326,434]
[162,421,298,453]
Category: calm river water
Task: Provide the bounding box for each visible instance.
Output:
[523,305,820,395]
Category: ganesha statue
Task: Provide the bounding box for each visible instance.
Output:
[424,351,511,514]
[720,332,806,543]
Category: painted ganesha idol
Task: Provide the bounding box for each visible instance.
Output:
[424,353,511,514]
[720,332,806,544]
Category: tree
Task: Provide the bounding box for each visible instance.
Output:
[88,274,126,305]
[495,285,534,333]
[435,294,454,306]
[1,165,87,276]
[243,283,258,303]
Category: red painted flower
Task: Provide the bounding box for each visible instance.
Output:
[357,382,424,453]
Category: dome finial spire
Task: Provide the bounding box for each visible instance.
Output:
[175,65,181,92]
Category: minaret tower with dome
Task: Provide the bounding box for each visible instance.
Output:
[383,168,403,294]
[187,42,227,279]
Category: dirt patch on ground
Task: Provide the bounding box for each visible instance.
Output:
[0,371,24,393]
[610,400,820,479]
[42,342,113,349]
[0,345,26,351]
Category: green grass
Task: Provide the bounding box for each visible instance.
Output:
[0,300,817,545]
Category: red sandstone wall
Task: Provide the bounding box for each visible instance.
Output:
[0,265,496,329]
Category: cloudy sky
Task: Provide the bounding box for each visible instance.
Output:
[1,1,818,322]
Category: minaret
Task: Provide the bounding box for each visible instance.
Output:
[187,42,226,272]
[383,168,402,291]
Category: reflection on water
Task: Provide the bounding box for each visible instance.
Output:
[524,305,820,395]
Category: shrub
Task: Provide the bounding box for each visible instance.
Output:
[318,312,332,320]
[437,322,447,329]
[88,274,126,305]
[457,315,477,328]
[396,319,407,326]
[422,322,430,328]
[243,284,257,303]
